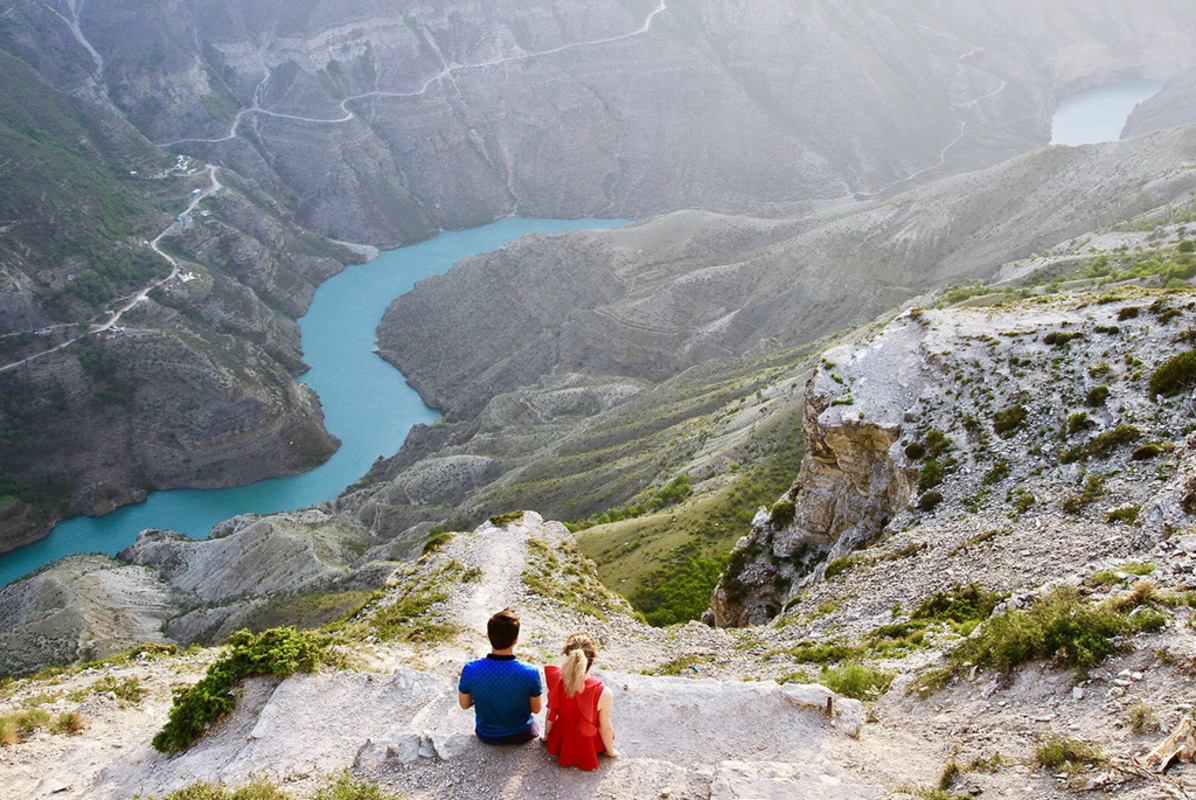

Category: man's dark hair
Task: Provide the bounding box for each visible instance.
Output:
[487,608,520,650]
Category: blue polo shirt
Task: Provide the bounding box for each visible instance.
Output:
[458,654,542,738]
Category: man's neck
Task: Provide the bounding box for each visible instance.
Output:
[490,646,515,657]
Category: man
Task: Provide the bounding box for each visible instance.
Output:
[458,608,543,744]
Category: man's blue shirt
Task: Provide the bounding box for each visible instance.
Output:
[459,654,542,738]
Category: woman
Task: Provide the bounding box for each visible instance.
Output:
[543,633,620,769]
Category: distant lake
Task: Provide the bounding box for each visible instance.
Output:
[0,217,628,587]
[1051,80,1166,146]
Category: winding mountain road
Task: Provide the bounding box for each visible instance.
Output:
[159,1,668,147]
[0,165,220,374]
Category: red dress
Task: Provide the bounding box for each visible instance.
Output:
[544,665,607,770]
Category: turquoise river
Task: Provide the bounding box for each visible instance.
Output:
[0,217,627,587]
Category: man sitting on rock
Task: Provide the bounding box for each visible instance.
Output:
[458,608,543,744]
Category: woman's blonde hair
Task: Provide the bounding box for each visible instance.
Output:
[560,633,598,697]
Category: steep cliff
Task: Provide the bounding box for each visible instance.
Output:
[711,227,1196,626]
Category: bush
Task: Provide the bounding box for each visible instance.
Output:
[918,460,944,492]
[769,500,796,527]
[819,662,895,700]
[917,490,943,512]
[1132,443,1164,460]
[951,587,1127,672]
[1105,505,1141,525]
[153,627,337,754]
[488,511,524,527]
[1086,385,1111,407]
[1060,425,1141,463]
[1150,350,1196,398]
[824,556,858,580]
[1035,734,1103,772]
[993,403,1028,438]
[912,584,1003,624]
[904,442,926,460]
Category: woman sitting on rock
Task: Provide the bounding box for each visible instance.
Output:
[543,633,619,769]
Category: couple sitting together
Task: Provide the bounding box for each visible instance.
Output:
[458,609,620,770]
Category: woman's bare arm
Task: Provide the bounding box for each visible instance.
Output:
[597,686,619,757]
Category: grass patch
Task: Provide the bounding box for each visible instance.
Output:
[1035,734,1104,773]
[817,662,894,700]
[1060,425,1141,463]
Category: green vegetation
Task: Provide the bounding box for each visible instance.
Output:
[566,475,692,531]
[950,587,1161,674]
[1060,426,1141,463]
[68,675,145,706]
[0,709,87,746]
[992,402,1028,438]
[153,627,340,754]
[1035,734,1104,773]
[361,562,464,644]
[824,555,859,580]
[488,510,524,527]
[817,662,894,700]
[1086,385,1111,407]
[917,490,943,512]
[769,500,796,527]
[523,536,630,622]
[1105,505,1141,525]
[630,549,726,626]
[912,584,1004,626]
[152,773,398,800]
[1150,350,1196,398]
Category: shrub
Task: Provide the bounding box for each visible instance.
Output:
[1118,306,1142,321]
[153,627,337,754]
[912,584,1003,624]
[824,556,858,580]
[951,587,1127,672]
[770,500,796,527]
[16,709,49,735]
[1035,734,1104,772]
[1105,505,1141,525]
[0,716,20,745]
[918,460,944,492]
[1150,350,1196,398]
[1043,330,1084,347]
[917,490,943,512]
[421,530,453,555]
[1060,425,1141,463]
[1086,385,1111,407]
[993,403,1028,438]
[1132,443,1164,460]
[488,511,524,527]
[981,459,1010,486]
[904,442,926,460]
[923,430,953,459]
[1065,412,1092,437]
[44,712,84,735]
[819,662,895,700]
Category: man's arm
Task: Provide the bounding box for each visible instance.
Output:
[459,691,474,710]
[529,693,543,714]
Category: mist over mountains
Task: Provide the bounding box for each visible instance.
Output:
[2,0,1196,610]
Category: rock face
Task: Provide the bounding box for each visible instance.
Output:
[710,248,1196,626]
[11,0,1196,245]
[707,327,922,627]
